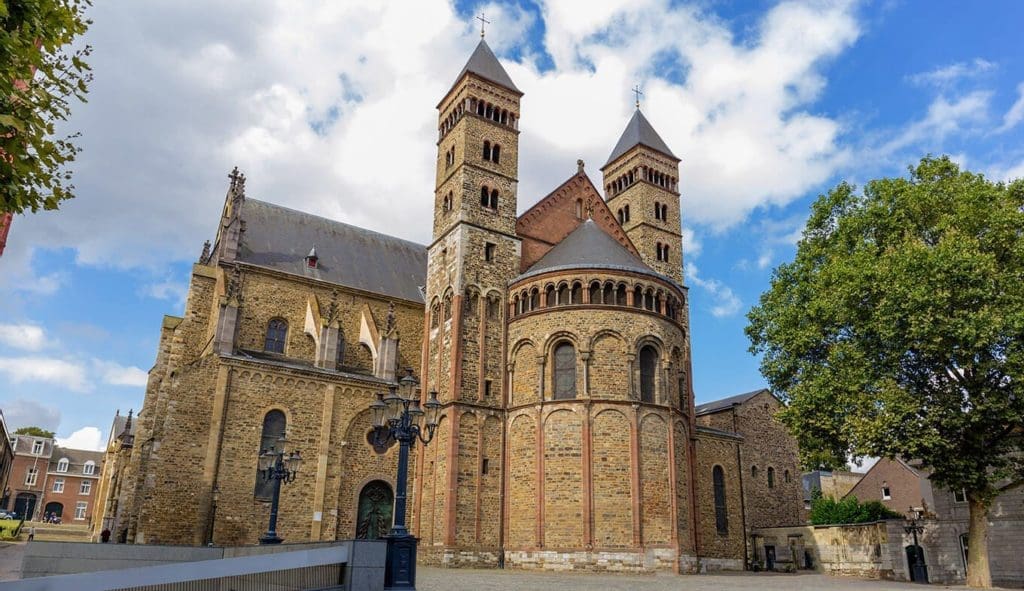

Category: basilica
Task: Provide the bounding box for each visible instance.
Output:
[110,38,804,572]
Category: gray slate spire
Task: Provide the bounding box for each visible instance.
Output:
[452,39,520,94]
[603,109,678,168]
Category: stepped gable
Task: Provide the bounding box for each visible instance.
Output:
[602,108,678,168]
[237,199,427,303]
[518,218,656,280]
[516,170,638,272]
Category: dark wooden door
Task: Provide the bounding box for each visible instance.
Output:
[356,481,393,540]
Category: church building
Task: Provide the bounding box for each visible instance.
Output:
[113,38,803,573]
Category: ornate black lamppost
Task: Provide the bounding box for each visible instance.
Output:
[257,437,303,545]
[370,368,441,590]
[904,507,928,584]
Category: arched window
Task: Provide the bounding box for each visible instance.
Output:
[56,458,69,473]
[552,342,576,400]
[255,410,286,499]
[751,465,759,479]
[482,141,491,161]
[558,284,569,306]
[639,345,658,403]
[767,467,775,489]
[570,282,582,304]
[489,189,498,210]
[575,199,583,219]
[465,292,478,316]
[265,318,288,353]
[784,469,791,483]
[83,460,95,475]
[663,244,670,262]
[655,201,661,220]
[656,242,663,261]
[603,282,614,304]
[617,284,627,305]
[443,294,452,319]
[633,286,643,308]
[661,204,668,221]
[644,289,655,311]
[480,186,490,207]
[492,144,500,164]
[617,209,624,223]
[487,296,499,320]
[624,205,630,222]
[713,465,728,534]
[545,285,556,307]
[530,288,540,310]
[589,281,601,303]
[430,303,439,328]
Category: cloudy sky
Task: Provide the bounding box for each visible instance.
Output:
[2,0,1023,451]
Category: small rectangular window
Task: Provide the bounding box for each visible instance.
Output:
[80,481,92,495]
[53,479,64,493]
[482,458,489,475]
[881,486,892,500]
[484,379,493,398]
[484,242,496,262]
[954,489,967,503]
[25,467,37,486]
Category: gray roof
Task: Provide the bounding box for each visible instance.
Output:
[603,109,678,167]
[50,446,103,475]
[238,199,427,303]
[452,39,520,94]
[519,220,655,279]
[694,388,768,415]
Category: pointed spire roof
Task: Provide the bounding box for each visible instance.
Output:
[602,109,678,168]
[451,39,521,94]
[521,219,654,278]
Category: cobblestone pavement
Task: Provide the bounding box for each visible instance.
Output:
[418,567,976,591]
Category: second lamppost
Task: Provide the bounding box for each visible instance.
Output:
[258,437,303,545]
[370,368,441,590]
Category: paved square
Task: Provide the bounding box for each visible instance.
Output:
[417,567,974,591]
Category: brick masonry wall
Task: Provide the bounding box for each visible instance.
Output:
[693,432,745,561]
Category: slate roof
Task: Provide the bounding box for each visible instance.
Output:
[452,39,520,94]
[694,388,768,416]
[518,219,656,280]
[603,109,678,168]
[50,446,104,476]
[238,199,427,303]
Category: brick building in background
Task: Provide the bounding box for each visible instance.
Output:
[3,434,103,523]
[113,39,806,574]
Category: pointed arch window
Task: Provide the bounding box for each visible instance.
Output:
[552,342,576,400]
[265,318,288,353]
[639,345,658,403]
[255,410,286,500]
[713,465,728,534]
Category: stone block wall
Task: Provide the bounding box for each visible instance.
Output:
[692,430,745,564]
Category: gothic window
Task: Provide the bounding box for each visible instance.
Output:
[492,144,500,164]
[430,303,440,328]
[552,342,576,400]
[483,141,491,161]
[489,189,499,210]
[443,294,452,320]
[255,410,286,500]
[767,467,775,489]
[713,465,728,534]
[264,318,288,353]
[639,345,658,403]
[571,282,582,304]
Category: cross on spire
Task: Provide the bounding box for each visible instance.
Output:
[632,84,643,109]
[477,12,490,38]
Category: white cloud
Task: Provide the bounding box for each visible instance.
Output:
[7,0,864,280]
[1,398,61,432]
[141,279,189,307]
[93,360,149,387]
[681,227,702,259]
[0,357,90,392]
[0,324,47,351]
[996,82,1024,133]
[685,262,742,318]
[876,91,991,158]
[908,58,995,88]
[56,426,105,451]
[756,251,773,270]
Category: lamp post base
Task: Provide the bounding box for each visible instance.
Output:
[384,534,418,589]
[259,533,283,545]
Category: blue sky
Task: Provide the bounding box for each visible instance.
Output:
[2,0,1023,450]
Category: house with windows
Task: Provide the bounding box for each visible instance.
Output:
[113,38,805,574]
[6,435,54,520]
[42,446,103,524]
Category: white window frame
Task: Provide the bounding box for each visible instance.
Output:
[31,440,43,455]
[79,480,91,495]
[53,478,64,493]
[25,467,37,486]
[56,458,69,473]
[74,501,87,520]
[882,486,892,500]
[83,461,96,476]
[953,488,967,504]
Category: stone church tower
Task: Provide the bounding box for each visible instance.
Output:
[416,39,522,562]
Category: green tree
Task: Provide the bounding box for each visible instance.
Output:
[747,156,1024,588]
[13,426,55,438]
[1,0,92,214]
[808,492,903,526]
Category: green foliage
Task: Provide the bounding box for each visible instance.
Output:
[1,0,92,214]
[809,493,903,525]
[13,426,54,438]
[747,156,1024,504]
[0,518,23,540]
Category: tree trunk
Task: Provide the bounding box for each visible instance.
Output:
[966,495,992,588]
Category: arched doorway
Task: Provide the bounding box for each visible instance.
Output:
[14,493,37,520]
[355,480,393,540]
[44,502,63,520]
[906,544,929,583]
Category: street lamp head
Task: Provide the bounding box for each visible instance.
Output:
[370,392,387,428]
[384,384,403,422]
[399,367,418,398]
[285,450,303,474]
[424,390,441,429]
[408,396,425,430]
[258,448,276,472]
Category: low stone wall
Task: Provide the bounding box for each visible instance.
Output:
[503,548,703,573]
